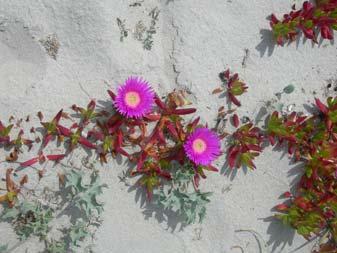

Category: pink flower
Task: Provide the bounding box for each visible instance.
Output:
[184,127,221,166]
[114,77,155,118]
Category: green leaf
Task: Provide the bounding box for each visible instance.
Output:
[304,20,313,29]
[305,167,313,178]
[267,114,288,136]
[69,220,89,247]
[283,84,295,94]
[329,110,337,123]
[67,171,107,217]
[102,136,113,153]
[3,201,53,240]
[65,170,86,194]
[46,240,66,253]
[155,187,212,224]
[297,225,311,236]
[0,244,8,253]
[1,207,20,220]
[230,81,246,96]
[2,124,13,137]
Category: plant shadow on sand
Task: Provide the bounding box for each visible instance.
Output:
[128,184,188,232]
[263,161,307,253]
[120,160,188,232]
[256,29,276,57]
[222,144,307,251]
[220,109,312,252]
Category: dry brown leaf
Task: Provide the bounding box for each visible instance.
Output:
[37,111,44,121]
[20,175,28,186]
[6,149,18,162]
[212,87,223,94]
[58,172,65,186]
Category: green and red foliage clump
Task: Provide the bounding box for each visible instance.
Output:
[271,97,337,252]
[213,70,263,171]
[270,0,337,45]
[228,123,264,170]
[213,68,337,251]
[213,69,248,107]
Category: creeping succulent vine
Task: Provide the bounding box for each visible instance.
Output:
[1,71,337,252]
[270,0,337,45]
[0,76,222,251]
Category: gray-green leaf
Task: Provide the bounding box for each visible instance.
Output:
[283,84,295,94]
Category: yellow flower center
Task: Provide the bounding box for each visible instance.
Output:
[192,138,207,154]
[125,91,141,108]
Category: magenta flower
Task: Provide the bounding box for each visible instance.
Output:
[114,77,155,118]
[184,127,221,166]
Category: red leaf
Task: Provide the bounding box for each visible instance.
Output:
[0,136,10,144]
[275,203,288,211]
[107,90,116,100]
[144,114,161,121]
[79,137,96,149]
[193,173,200,189]
[303,1,313,11]
[232,114,240,128]
[20,157,39,167]
[321,25,333,40]
[303,28,315,40]
[87,100,96,110]
[224,69,230,79]
[108,120,123,134]
[87,130,104,141]
[294,198,309,210]
[189,117,200,131]
[228,146,239,168]
[43,134,53,147]
[172,108,196,115]
[283,191,292,198]
[166,122,179,139]
[116,147,129,157]
[158,169,172,180]
[205,165,219,172]
[315,98,328,114]
[155,96,167,110]
[115,130,129,157]
[57,125,71,137]
[270,14,279,24]
[137,152,147,171]
[46,154,66,161]
[276,36,283,45]
[53,109,63,124]
[246,144,262,152]
[157,129,166,145]
[229,93,241,106]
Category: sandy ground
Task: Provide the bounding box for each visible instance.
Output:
[1,0,337,252]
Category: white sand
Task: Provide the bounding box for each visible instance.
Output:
[1,0,337,252]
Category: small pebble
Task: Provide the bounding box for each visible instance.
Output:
[287,104,295,112]
[241,116,250,123]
